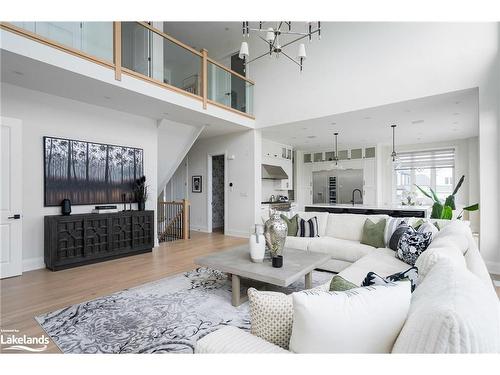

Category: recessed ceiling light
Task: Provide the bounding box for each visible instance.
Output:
[417,137,422,140]
[307,135,316,139]
[301,127,308,130]
[104,96,111,100]
[163,112,169,116]
[452,112,460,116]
[291,137,297,139]
[330,122,336,125]
[224,27,230,31]
[452,128,458,131]
[455,101,460,104]
[411,120,425,124]
[404,109,411,113]
[12,70,24,76]
[452,121,458,125]
[363,116,372,120]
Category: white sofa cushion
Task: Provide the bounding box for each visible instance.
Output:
[392,259,500,353]
[415,245,466,279]
[308,237,374,263]
[248,288,293,350]
[284,236,313,251]
[428,220,471,254]
[289,282,411,353]
[195,326,288,353]
[295,211,329,236]
[325,213,388,242]
[337,248,410,286]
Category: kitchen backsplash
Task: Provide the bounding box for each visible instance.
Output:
[262,179,288,202]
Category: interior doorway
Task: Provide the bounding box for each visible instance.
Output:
[211,154,225,233]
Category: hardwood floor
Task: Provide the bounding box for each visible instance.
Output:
[0,232,246,354]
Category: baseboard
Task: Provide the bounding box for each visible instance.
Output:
[23,257,45,272]
[190,225,209,233]
[485,260,500,276]
[224,229,249,238]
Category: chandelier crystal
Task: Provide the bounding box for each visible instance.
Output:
[239,21,321,71]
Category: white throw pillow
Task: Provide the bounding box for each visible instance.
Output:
[289,282,411,353]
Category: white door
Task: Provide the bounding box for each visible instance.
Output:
[0,117,23,279]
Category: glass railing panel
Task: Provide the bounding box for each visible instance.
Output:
[207,61,254,115]
[10,22,113,62]
[121,22,202,97]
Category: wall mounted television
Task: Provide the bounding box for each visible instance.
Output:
[43,136,144,206]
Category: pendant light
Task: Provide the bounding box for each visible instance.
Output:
[390,124,398,162]
[331,132,344,170]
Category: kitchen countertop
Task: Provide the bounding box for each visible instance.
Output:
[261,201,295,204]
[305,203,430,211]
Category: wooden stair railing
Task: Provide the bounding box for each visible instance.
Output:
[158,199,190,242]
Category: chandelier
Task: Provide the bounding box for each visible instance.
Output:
[238,22,321,71]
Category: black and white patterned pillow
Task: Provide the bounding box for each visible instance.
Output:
[361,267,419,292]
[389,223,414,251]
[384,217,410,246]
[296,216,319,237]
[396,231,432,266]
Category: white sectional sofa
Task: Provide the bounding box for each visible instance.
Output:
[196,212,500,353]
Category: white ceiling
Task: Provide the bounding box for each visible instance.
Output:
[0,50,249,139]
[261,88,479,150]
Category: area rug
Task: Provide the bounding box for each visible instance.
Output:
[35,268,332,353]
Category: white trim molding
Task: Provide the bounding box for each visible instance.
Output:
[22,257,45,272]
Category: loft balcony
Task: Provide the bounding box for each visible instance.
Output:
[0,21,255,122]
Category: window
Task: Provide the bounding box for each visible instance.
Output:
[394,148,455,204]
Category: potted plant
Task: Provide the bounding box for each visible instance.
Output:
[134,176,148,211]
[415,175,478,220]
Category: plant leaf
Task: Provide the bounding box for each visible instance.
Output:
[430,202,443,219]
[444,195,456,210]
[452,175,465,195]
[441,205,453,220]
[463,203,479,211]
[414,184,433,200]
[429,187,441,204]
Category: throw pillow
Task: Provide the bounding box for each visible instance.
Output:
[296,216,319,237]
[416,221,439,238]
[389,223,414,251]
[412,219,425,230]
[361,218,386,248]
[280,214,299,236]
[289,282,411,353]
[384,218,410,246]
[396,231,432,266]
[329,275,358,291]
[361,267,419,292]
[247,288,293,350]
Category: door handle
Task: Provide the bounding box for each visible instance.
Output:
[8,214,21,219]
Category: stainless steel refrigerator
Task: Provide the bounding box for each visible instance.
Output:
[312,169,364,204]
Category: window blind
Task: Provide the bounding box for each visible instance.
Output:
[395,148,455,170]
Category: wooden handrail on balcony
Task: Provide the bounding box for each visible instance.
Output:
[0,21,255,119]
[158,199,190,242]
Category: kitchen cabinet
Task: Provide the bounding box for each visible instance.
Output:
[262,139,293,160]
[363,158,376,205]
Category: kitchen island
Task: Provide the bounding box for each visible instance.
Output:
[304,203,430,218]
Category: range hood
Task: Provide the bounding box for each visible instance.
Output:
[261,164,289,180]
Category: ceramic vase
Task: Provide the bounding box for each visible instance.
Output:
[249,224,265,263]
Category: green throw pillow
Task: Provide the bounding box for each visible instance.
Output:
[329,275,358,291]
[280,214,299,236]
[361,218,386,248]
[412,219,425,230]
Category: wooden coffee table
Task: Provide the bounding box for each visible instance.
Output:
[195,245,331,306]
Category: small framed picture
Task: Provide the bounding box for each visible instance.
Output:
[192,175,202,193]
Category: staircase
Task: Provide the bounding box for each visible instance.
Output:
[158,199,190,242]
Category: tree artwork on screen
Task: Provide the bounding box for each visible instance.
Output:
[44,136,144,206]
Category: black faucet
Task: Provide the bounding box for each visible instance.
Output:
[351,189,363,205]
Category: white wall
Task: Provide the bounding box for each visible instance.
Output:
[157,118,202,194]
[186,130,259,237]
[1,83,159,271]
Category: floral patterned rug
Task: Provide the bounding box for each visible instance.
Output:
[35,268,332,353]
